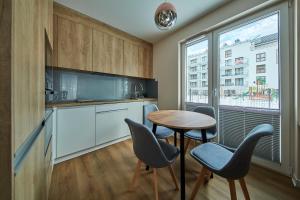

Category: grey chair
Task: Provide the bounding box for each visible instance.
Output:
[125,118,180,200]
[189,124,273,200]
[184,106,217,155]
[143,104,174,143]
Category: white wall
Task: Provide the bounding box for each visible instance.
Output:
[153,0,272,109]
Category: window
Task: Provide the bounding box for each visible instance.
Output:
[276,49,278,64]
[256,76,266,85]
[235,57,244,64]
[235,67,243,75]
[190,82,197,87]
[201,81,207,87]
[225,69,232,76]
[225,79,232,86]
[185,39,208,103]
[190,66,197,72]
[235,78,244,86]
[202,73,207,79]
[256,64,266,73]
[190,74,197,79]
[225,59,232,66]
[225,49,232,58]
[190,58,197,64]
[256,52,266,62]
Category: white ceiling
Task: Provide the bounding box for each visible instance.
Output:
[55,0,231,43]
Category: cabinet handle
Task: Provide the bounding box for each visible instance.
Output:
[96,108,128,114]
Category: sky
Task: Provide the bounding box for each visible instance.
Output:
[187,13,278,55]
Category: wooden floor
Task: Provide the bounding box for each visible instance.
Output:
[49,139,300,200]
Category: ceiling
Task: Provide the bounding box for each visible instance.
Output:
[55,0,231,43]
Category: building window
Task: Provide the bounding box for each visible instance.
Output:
[225,59,232,66]
[225,69,232,76]
[190,66,197,72]
[256,52,266,62]
[202,73,207,79]
[235,57,244,64]
[201,65,206,70]
[235,67,243,75]
[190,82,197,87]
[191,90,199,95]
[256,64,266,73]
[190,58,197,64]
[201,81,207,87]
[256,76,266,85]
[201,56,207,62]
[190,74,197,79]
[225,49,232,58]
[225,79,232,86]
[235,78,244,86]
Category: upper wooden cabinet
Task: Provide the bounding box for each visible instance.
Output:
[139,46,153,78]
[57,17,93,71]
[47,0,53,47]
[93,30,124,75]
[124,41,139,77]
[53,3,153,78]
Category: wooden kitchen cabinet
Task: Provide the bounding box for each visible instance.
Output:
[124,41,139,77]
[56,106,95,158]
[139,46,153,78]
[53,3,153,78]
[57,17,93,71]
[93,30,124,75]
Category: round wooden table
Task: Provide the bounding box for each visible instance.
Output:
[147,110,216,200]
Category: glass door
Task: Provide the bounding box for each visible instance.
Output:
[213,4,290,174]
[182,34,213,111]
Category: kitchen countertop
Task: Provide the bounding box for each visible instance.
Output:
[46,98,158,108]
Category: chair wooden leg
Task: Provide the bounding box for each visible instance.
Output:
[153,168,159,200]
[239,178,250,200]
[165,138,170,144]
[227,179,237,200]
[190,167,209,200]
[168,165,179,190]
[129,160,142,191]
[184,139,191,155]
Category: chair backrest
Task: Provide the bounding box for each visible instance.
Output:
[125,118,170,168]
[221,124,273,179]
[193,106,216,133]
[143,104,159,129]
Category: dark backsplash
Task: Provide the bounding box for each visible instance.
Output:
[46,67,158,103]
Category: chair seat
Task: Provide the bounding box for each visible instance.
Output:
[184,130,217,141]
[155,126,173,139]
[190,143,233,172]
[158,140,180,164]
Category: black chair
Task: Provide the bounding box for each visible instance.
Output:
[125,118,180,200]
[189,124,273,200]
[184,106,217,155]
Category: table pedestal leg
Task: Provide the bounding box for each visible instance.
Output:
[179,131,186,200]
[174,132,177,147]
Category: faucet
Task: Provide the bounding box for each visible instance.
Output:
[134,82,144,98]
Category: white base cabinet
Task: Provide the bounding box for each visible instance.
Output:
[96,104,129,145]
[55,101,157,161]
[56,106,95,158]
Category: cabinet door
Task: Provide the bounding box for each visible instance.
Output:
[138,46,153,78]
[96,108,128,145]
[57,17,92,71]
[93,31,124,74]
[127,102,143,124]
[56,106,95,157]
[124,41,139,77]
